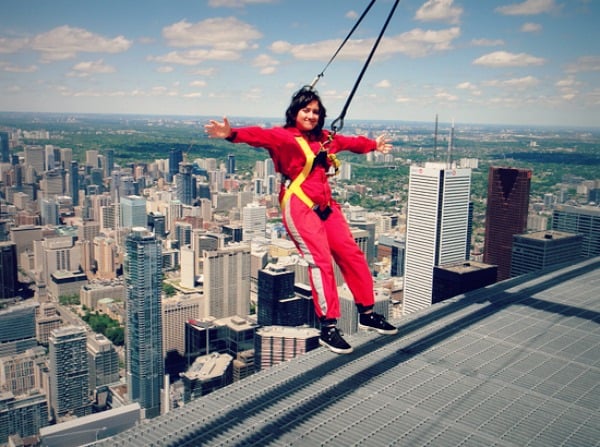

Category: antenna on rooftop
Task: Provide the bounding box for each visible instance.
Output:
[447,119,454,169]
[433,114,438,160]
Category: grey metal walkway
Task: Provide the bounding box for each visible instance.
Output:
[94,257,600,446]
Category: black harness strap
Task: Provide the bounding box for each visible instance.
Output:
[309,0,377,89]
[330,0,401,134]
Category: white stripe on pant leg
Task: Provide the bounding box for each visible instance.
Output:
[283,202,329,316]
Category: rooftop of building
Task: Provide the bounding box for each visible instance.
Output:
[437,259,497,273]
[181,353,233,381]
[518,230,581,241]
[554,204,600,215]
[93,256,600,447]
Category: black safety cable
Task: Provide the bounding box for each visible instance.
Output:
[309,0,377,89]
[330,0,401,134]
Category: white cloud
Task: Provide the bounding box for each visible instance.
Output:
[435,91,458,101]
[566,56,600,73]
[253,54,279,75]
[271,27,461,60]
[555,76,580,88]
[345,10,359,20]
[148,49,240,66]
[0,62,38,73]
[30,25,131,62]
[473,51,545,67]
[483,76,540,88]
[375,80,391,88]
[456,81,482,95]
[0,37,29,53]
[208,0,276,7]
[395,96,412,103]
[157,66,174,73]
[471,38,505,47]
[495,0,561,15]
[253,53,279,68]
[191,67,217,77]
[190,80,207,88]
[162,18,262,50]
[415,0,463,24]
[70,59,115,76]
[521,22,542,32]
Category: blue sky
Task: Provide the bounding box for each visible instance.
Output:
[1,0,599,128]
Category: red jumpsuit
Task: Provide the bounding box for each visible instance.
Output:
[228,125,376,321]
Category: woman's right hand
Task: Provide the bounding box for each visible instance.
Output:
[204,117,232,139]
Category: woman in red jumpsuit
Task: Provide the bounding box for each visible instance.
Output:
[205,87,397,354]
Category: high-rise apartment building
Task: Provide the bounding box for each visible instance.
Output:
[483,167,531,281]
[242,203,266,241]
[125,228,163,419]
[202,243,251,319]
[0,390,49,444]
[48,325,91,420]
[254,326,319,371]
[24,146,45,176]
[87,333,120,390]
[552,204,600,259]
[162,294,203,358]
[403,165,472,314]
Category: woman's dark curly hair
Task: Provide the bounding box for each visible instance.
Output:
[284,86,327,138]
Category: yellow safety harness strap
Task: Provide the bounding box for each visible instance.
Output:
[280,136,317,210]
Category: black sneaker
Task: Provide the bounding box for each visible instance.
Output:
[320,326,353,354]
[359,312,398,335]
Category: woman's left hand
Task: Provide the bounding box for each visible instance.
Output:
[375,134,392,154]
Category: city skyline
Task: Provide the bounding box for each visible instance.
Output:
[1,0,599,128]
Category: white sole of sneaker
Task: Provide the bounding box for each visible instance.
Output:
[358,323,398,335]
[319,338,354,354]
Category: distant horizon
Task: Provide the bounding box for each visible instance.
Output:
[2,110,599,133]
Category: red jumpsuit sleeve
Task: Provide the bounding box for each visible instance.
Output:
[227,126,285,151]
[327,133,376,155]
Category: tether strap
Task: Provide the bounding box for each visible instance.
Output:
[280,137,317,210]
[310,0,377,89]
[330,0,401,133]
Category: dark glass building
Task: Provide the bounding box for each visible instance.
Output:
[483,167,531,281]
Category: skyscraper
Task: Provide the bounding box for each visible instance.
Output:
[483,167,531,281]
[227,154,235,176]
[175,162,195,205]
[552,204,600,258]
[0,241,18,299]
[403,165,472,314]
[120,195,147,229]
[168,148,183,182]
[125,228,163,419]
[0,131,9,163]
[48,325,91,420]
[70,161,80,206]
[257,264,296,326]
[202,243,250,319]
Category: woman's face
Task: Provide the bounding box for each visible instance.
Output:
[295,100,320,133]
